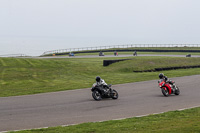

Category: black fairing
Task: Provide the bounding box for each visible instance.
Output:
[91,86,103,94]
[92,85,110,97]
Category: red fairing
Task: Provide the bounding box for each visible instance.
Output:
[159,81,172,94]
[164,83,172,94]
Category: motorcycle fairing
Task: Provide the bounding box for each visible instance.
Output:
[163,83,172,94]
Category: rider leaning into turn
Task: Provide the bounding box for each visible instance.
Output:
[159,73,176,90]
[95,76,109,91]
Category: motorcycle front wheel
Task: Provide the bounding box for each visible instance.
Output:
[161,88,169,97]
[110,89,118,99]
[92,90,102,101]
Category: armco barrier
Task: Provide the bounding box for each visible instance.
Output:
[133,65,200,72]
[103,59,130,66]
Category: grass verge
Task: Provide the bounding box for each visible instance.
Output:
[1,56,200,97]
[11,107,200,133]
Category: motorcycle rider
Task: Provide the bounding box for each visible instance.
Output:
[133,50,137,56]
[95,76,109,93]
[159,73,176,91]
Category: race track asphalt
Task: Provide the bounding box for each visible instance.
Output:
[0,75,200,132]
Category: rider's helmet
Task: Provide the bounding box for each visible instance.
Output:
[96,76,101,82]
[159,73,164,79]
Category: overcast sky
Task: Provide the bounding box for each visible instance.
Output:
[0,0,200,56]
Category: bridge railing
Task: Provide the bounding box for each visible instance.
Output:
[42,44,200,56]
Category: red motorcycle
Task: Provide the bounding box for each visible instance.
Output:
[158,79,180,96]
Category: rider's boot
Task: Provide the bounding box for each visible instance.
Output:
[172,84,176,93]
[109,88,113,93]
[104,87,109,93]
[173,84,177,90]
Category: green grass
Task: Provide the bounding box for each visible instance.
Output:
[11,107,200,133]
[1,56,200,97]
[2,56,200,132]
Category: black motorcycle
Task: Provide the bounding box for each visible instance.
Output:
[91,84,118,101]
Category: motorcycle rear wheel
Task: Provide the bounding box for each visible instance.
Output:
[92,90,102,101]
[175,87,180,95]
[110,89,118,99]
[162,88,169,97]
